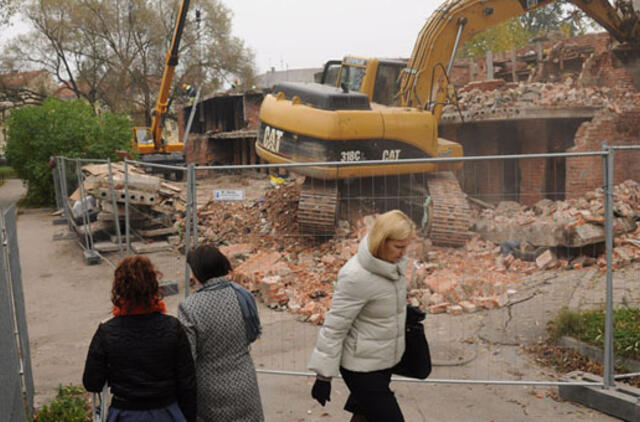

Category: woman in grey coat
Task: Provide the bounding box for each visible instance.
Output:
[178,244,264,422]
[309,210,415,422]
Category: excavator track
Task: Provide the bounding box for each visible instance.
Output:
[425,171,472,247]
[298,178,339,237]
[297,172,471,247]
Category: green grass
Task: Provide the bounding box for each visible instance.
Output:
[0,166,17,186]
[548,306,640,361]
[0,166,17,179]
[34,384,92,422]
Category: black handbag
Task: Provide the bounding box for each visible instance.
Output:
[392,305,432,379]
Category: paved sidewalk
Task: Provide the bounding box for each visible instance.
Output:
[0,178,26,210]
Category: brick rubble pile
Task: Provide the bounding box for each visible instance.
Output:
[442,79,640,119]
[190,178,640,323]
[192,181,571,323]
[474,180,640,269]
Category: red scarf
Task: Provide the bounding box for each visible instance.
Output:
[113,296,167,316]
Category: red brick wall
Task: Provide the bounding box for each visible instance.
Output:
[243,94,263,130]
[567,109,640,198]
[184,134,210,165]
[474,128,503,202]
[450,32,613,87]
[518,120,548,205]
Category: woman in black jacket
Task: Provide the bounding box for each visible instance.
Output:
[83,255,196,422]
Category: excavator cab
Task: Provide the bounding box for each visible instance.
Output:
[327,56,408,106]
[132,126,155,154]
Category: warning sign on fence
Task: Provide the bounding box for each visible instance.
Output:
[213,189,244,201]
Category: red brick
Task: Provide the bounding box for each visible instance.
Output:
[231,251,283,290]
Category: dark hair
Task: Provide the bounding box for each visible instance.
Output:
[187,244,232,282]
[111,255,162,310]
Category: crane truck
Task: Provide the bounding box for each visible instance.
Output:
[131,0,191,179]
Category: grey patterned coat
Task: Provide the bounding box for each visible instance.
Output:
[178,277,264,422]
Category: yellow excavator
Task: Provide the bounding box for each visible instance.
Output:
[131,0,191,178]
[257,0,640,245]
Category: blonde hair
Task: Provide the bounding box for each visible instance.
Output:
[368,210,415,258]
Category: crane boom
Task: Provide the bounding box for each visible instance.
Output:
[149,0,191,152]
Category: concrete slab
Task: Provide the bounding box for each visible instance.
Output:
[52,230,76,241]
[131,241,172,254]
[93,242,122,253]
[440,105,599,125]
[559,336,640,372]
[559,371,640,422]
[83,249,101,265]
[159,281,179,296]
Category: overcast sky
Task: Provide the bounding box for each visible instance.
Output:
[225,0,441,74]
[0,0,442,74]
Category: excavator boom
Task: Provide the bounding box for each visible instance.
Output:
[400,0,640,121]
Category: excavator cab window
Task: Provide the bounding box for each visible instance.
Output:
[321,60,342,86]
[135,127,153,145]
[339,65,366,92]
[372,62,406,106]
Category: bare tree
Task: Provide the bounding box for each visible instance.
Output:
[0,0,22,29]
[1,0,256,121]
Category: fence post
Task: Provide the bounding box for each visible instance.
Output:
[52,158,63,212]
[124,160,131,255]
[107,158,123,258]
[183,163,193,298]
[190,164,198,249]
[75,159,92,250]
[486,50,494,80]
[602,144,615,388]
[59,158,73,233]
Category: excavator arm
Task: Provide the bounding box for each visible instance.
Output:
[149,0,191,153]
[400,0,640,122]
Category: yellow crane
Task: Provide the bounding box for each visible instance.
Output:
[131,0,191,177]
[257,0,640,245]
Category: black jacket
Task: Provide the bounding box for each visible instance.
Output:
[83,312,196,422]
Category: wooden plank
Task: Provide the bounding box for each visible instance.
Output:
[249,139,256,165]
[137,226,177,237]
[161,181,183,192]
[241,138,248,165]
[81,164,110,176]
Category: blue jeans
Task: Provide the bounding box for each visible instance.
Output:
[107,401,186,422]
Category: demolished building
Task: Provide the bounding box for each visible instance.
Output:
[440,32,640,205]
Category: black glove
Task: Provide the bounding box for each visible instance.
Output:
[311,378,331,406]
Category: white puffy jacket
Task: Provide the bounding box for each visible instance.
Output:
[308,235,407,378]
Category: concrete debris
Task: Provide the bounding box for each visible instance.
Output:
[473,179,640,248]
[67,163,186,251]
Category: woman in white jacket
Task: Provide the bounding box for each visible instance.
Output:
[308,209,414,422]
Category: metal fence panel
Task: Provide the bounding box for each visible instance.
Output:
[0,206,28,422]
[188,151,615,388]
[53,150,626,390]
[5,205,34,418]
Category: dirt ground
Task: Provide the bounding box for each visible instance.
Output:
[4,176,635,421]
